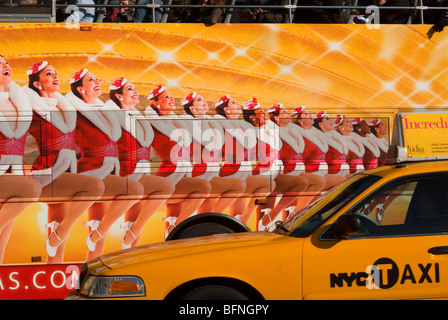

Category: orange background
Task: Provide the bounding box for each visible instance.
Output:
[1,23,447,264]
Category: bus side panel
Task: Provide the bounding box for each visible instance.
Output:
[0,23,441,279]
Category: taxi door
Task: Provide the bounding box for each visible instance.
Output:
[301,173,448,299]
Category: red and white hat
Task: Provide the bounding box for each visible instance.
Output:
[181,92,197,106]
[351,117,363,125]
[267,103,285,113]
[368,118,381,127]
[313,111,328,120]
[290,105,306,116]
[334,114,345,126]
[215,95,231,107]
[147,85,166,100]
[69,68,88,84]
[109,77,127,90]
[27,61,48,76]
[242,97,261,110]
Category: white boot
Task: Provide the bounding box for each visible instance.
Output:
[284,206,295,220]
[84,220,103,252]
[163,216,178,240]
[121,221,138,250]
[45,221,63,258]
[258,208,274,231]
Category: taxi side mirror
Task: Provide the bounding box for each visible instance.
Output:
[329,215,361,240]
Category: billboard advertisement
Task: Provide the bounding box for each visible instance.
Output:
[0,23,446,297]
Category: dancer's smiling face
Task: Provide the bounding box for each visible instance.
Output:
[78,72,101,102]
[0,56,12,89]
[116,81,139,109]
[34,64,60,95]
[155,89,175,115]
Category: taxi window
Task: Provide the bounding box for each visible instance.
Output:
[286,174,381,238]
[344,173,448,238]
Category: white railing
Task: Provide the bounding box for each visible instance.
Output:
[0,0,445,24]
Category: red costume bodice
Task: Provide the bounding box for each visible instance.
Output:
[28,111,76,171]
[347,150,364,174]
[75,112,118,174]
[0,132,26,157]
[219,134,248,177]
[326,145,347,174]
[151,127,190,177]
[279,140,304,174]
[363,147,379,170]
[252,139,278,176]
[117,129,152,177]
[302,136,326,173]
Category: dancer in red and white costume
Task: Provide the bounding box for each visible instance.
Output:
[213,95,267,220]
[368,118,389,167]
[313,111,350,177]
[66,69,143,260]
[180,92,245,215]
[145,86,211,238]
[253,103,310,229]
[352,117,380,170]
[25,61,104,263]
[0,56,42,264]
[335,115,365,174]
[213,95,272,224]
[269,104,325,219]
[292,107,328,177]
[238,98,286,230]
[106,78,175,248]
[292,107,344,193]
[214,95,253,182]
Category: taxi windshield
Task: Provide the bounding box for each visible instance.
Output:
[273,174,382,238]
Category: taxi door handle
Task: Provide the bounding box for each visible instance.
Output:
[428,246,448,255]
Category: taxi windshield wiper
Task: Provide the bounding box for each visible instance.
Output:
[271,221,289,234]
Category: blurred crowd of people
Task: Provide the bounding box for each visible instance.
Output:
[55,0,313,24]
[2,0,448,27]
[50,0,448,25]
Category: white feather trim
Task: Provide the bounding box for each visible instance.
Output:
[351,132,380,157]
[65,92,121,141]
[144,108,192,147]
[281,122,305,154]
[295,125,329,153]
[261,121,282,151]
[213,115,258,150]
[80,156,120,180]
[322,130,348,155]
[0,155,24,176]
[341,133,365,157]
[368,133,389,153]
[23,86,76,133]
[0,81,32,139]
[178,114,225,151]
[28,149,77,187]
[105,100,153,147]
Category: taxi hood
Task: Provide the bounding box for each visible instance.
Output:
[88,232,290,273]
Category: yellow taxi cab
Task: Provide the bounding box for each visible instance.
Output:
[66,112,448,300]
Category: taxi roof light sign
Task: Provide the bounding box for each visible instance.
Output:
[389,112,448,163]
